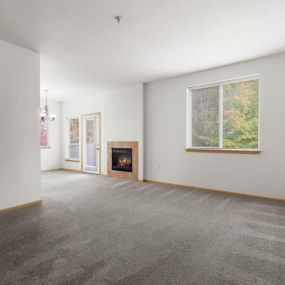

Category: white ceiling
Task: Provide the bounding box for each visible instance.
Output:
[1,0,285,101]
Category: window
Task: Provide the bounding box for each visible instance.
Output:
[40,120,48,147]
[187,77,259,152]
[66,118,80,160]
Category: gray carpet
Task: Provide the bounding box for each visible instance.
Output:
[0,170,285,285]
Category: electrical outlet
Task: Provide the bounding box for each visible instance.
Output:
[153,161,160,171]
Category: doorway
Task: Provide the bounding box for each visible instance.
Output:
[82,113,101,174]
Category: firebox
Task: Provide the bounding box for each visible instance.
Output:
[112,148,132,172]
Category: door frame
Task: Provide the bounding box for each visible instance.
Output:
[81,112,101,174]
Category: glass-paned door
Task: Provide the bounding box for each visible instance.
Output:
[82,114,100,174]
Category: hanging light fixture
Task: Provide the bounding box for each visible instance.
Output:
[40,90,56,122]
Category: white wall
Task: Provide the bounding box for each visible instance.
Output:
[40,98,62,171]
[0,39,41,210]
[61,84,144,180]
[145,53,285,199]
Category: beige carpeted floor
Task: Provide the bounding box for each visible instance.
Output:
[0,170,284,284]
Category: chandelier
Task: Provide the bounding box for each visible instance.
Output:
[40,90,56,122]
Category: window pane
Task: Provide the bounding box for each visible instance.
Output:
[69,119,79,144]
[223,80,259,149]
[86,118,97,166]
[40,120,48,147]
[69,144,79,159]
[69,119,79,159]
[192,86,219,147]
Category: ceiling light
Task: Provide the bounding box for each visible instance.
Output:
[40,90,56,122]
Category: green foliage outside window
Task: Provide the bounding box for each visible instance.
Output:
[223,80,259,149]
[191,79,259,149]
[192,87,219,147]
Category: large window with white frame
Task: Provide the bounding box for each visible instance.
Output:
[66,118,80,160]
[186,76,260,152]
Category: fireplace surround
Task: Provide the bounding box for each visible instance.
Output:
[108,141,138,180]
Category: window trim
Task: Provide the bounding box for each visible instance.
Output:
[41,146,51,149]
[185,148,261,154]
[65,159,80,162]
[186,75,261,153]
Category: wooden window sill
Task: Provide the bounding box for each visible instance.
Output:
[185,148,261,154]
[41,146,51,149]
[65,159,80,163]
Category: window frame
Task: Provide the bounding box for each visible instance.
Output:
[65,117,80,162]
[186,75,261,154]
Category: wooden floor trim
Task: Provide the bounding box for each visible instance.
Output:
[60,168,82,173]
[144,180,285,203]
[0,200,42,213]
[41,169,62,172]
[42,168,82,173]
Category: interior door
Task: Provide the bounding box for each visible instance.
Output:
[82,114,100,174]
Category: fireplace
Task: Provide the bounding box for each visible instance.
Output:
[108,141,138,180]
[112,148,132,172]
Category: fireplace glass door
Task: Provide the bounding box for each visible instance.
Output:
[112,148,132,172]
[82,114,100,174]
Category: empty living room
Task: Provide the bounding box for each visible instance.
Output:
[1,1,285,284]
